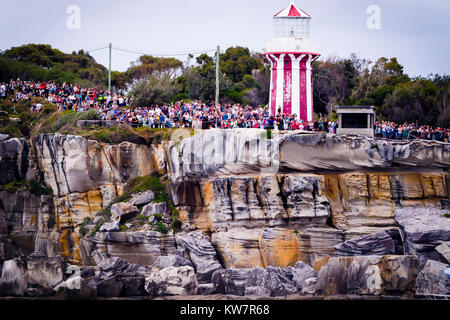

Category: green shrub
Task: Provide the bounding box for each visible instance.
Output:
[27,179,52,196]
[154,221,168,234]
[0,179,52,196]
[91,224,101,237]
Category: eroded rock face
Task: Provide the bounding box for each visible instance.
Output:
[1,130,449,298]
[151,255,193,270]
[281,175,330,218]
[35,134,154,197]
[415,259,450,296]
[175,231,223,283]
[0,137,29,185]
[26,252,65,288]
[395,207,450,260]
[334,231,396,256]
[211,261,317,297]
[168,130,450,181]
[212,227,341,270]
[316,255,419,296]
[0,190,42,261]
[0,258,28,296]
[435,242,450,264]
[84,231,177,266]
[145,266,198,296]
[88,257,148,297]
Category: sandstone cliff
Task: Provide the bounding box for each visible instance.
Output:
[0,129,448,299]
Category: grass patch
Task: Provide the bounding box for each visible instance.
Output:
[444,214,450,218]
[0,96,56,137]
[36,109,101,133]
[0,179,52,196]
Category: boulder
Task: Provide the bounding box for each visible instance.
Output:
[98,257,129,277]
[212,265,309,297]
[379,255,419,294]
[435,242,450,264]
[116,272,147,297]
[26,252,65,288]
[0,258,28,296]
[292,261,317,290]
[316,255,419,296]
[152,255,193,270]
[415,260,450,296]
[316,256,383,296]
[264,266,298,297]
[111,202,138,221]
[88,257,148,297]
[142,202,168,217]
[92,275,124,297]
[145,266,198,296]
[211,268,251,296]
[301,278,317,295]
[54,275,97,299]
[175,231,223,283]
[100,202,138,232]
[129,190,155,206]
[335,231,396,256]
[395,207,450,260]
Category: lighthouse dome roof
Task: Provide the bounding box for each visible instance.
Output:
[274,1,311,18]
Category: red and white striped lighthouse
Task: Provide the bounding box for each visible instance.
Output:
[265,1,320,122]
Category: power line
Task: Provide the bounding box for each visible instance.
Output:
[112,46,217,57]
[85,45,110,54]
[84,44,218,57]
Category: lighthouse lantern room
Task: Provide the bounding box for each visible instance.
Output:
[265,1,320,122]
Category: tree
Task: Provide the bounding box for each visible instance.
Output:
[220,47,263,83]
[381,80,439,125]
[127,55,183,81]
[131,75,181,107]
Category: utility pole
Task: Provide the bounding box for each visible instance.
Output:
[108,42,112,94]
[215,46,220,107]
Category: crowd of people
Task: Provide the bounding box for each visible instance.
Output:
[1,79,336,132]
[1,79,448,141]
[375,121,449,142]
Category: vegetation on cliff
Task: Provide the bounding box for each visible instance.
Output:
[0,179,52,196]
[87,175,181,236]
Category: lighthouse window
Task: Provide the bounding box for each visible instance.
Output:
[274,17,311,38]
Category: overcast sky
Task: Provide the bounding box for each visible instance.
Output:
[1,0,449,77]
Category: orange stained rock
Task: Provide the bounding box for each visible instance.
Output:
[259,229,300,268]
